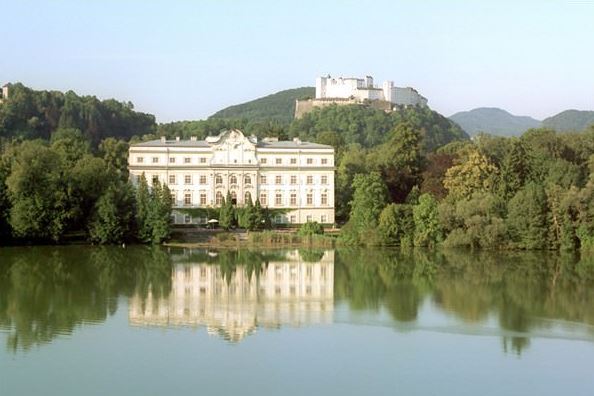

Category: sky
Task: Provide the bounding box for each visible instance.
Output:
[1,0,593,122]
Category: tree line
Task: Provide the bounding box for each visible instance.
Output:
[0,129,171,244]
[341,124,594,251]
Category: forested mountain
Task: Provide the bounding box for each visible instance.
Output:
[209,87,314,124]
[0,83,155,145]
[449,107,541,137]
[542,110,594,132]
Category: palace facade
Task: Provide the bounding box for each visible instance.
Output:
[128,129,335,225]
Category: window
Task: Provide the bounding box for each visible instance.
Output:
[290,193,297,206]
[244,191,251,203]
[306,193,313,205]
[290,158,297,165]
[231,191,237,205]
[321,158,328,165]
[199,175,207,184]
[230,175,237,185]
[321,215,327,223]
[200,157,207,164]
[215,191,224,205]
[200,193,207,205]
[169,175,176,185]
[260,193,267,206]
[152,157,159,164]
[171,192,176,203]
[275,175,282,185]
[260,175,267,184]
[137,157,144,163]
[290,175,297,185]
[184,193,192,206]
[245,175,251,185]
[215,175,223,184]
[260,158,267,164]
[321,175,328,184]
[306,215,312,222]
[184,214,191,224]
[306,175,313,185]
[321,193,328,205]
[290,215,296,223]
[184,157,191,164]
[275,158,282,165]
[275,193,282,206]
[152,175,159,184]
[306,158,313,165]
[184,175,191,184]
[169,157,176,164]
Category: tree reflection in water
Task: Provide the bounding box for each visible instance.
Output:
[1,246,594,354]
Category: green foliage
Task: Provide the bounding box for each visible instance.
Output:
[413,194,442,247]
[542,110,594,132]
[88,182,135,244]
[444,149,498,200]
[297,221,324,237]
[506,183,549,249]
[378,204,415,246]
[218,191,236,230]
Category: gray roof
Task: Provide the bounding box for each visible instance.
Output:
[132,139,332,150]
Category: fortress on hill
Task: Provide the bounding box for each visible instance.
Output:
[295,75,427,118]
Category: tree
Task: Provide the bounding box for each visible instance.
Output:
[298,221,324,236]
[498,139,530,200]
[99,138,130,180]
[240,193,258,231]
[444,149,498,200]
[135,174,152,242]
[341,172,389,245]
[88,182,135,244]
[506,183,548,249]
[413,193,442,247]
[219,191,235,230]
[148,182,172,244]
[378,203,415,246]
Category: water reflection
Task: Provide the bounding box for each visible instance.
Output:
[2,246,594,354]
[129,250,334,342]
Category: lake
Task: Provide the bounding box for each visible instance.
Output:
[1,246,594,395]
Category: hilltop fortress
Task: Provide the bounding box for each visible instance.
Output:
[295,75,427,118]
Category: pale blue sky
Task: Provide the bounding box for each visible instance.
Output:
[1,0,592,122]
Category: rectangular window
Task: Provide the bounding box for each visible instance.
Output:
[260,158,267,164]
[290,158,297,165]
[290,193,297,206]
[275,193,282,206]
[275,158,282,165]
[260,193,267,206]
[200,193,207,205]
[321,193,328,205]
[169,157,176,164]
[260,175,267,184]
[184,214,191,224]
[200,157,207,164]
[306,175,313,185]
[152,157,159,163]
[290,175,297,185]
[306,215,312,222]
[321,158,328,165]
[306,193,313,205]
[152,175,159,184]
[184,175,192,184]
[321,175,328,184]
[184,157,191,164]
[290,215,296,223]
[306,158,313,165]
[321,215,327,223]
[199,175,207,184]
[137,157,144,163]
[275,175,282,185]
[171,192,176,203]
[169,175,176,184]
[184,193,192,206]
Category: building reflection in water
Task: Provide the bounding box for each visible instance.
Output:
[129,250,334,342]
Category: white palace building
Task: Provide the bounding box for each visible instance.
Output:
[128,129,335,225]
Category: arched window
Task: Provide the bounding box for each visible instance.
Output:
[231,191,237,205]
[244,191,251,204]
[215,191,224,205]
[230,175,237,185]
[215,175,223,185]
[244,175,251,185]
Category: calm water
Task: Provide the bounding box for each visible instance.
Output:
[1,246,594,395]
